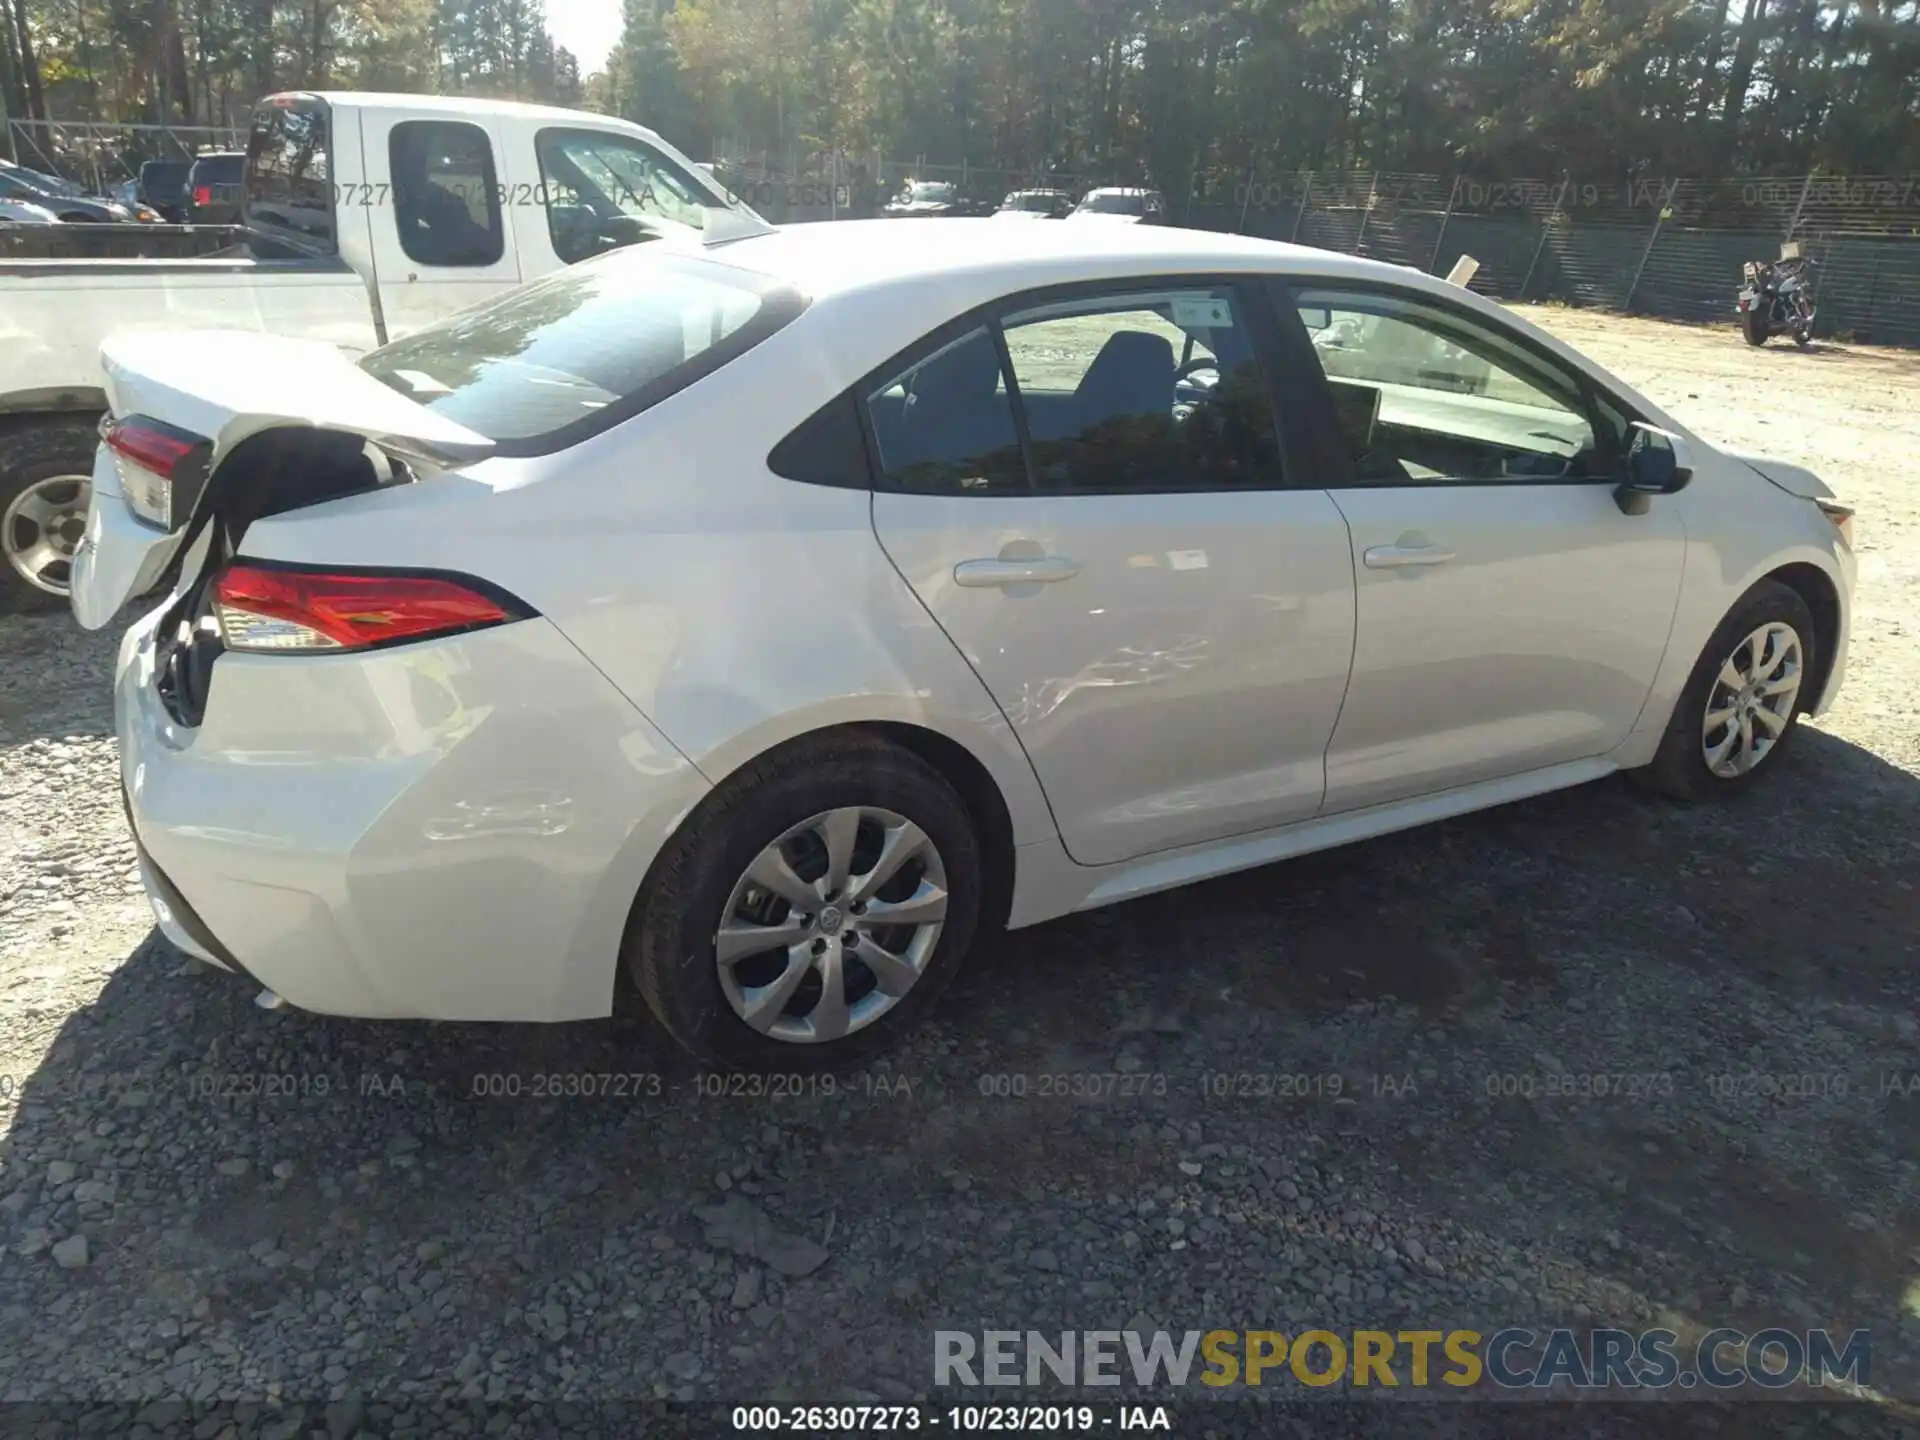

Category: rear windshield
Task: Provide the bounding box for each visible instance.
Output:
[359,250,808,455]
[193,155,245,183]
[1078,192,1146,215]
[245,98,335,252]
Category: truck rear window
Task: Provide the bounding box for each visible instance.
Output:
[358,249,808,455]
[245,97,335,252]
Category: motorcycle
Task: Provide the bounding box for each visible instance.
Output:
[1738,243,1816,348]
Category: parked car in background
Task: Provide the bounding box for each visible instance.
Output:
[138,159,195,223]
[0,198,62,225]
[73,220,1853,1069]
[1068,187,1166,224]
[186,152,247,225]
[994,188,1074,219]
[0,90,768,612]
[884,181,982,217]
[0,167,156,223]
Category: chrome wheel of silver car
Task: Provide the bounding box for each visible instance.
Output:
[714,806,949,1044]
[2,472,89,596]
[1702,621,1803,779]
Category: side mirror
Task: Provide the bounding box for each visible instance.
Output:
[1615,422,1693,515]
[1298,306,1332,332]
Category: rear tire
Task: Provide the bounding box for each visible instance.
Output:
[1741,310,1769,347]
[627,732,983,1069]
[1,416,99,616]
[1635,581,1817,801]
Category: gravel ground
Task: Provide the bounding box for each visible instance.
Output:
[0,309,1916,1437]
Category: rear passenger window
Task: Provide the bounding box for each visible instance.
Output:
[1000,287,1282,492]
[865,328,1026,495]
[390,120,503,268]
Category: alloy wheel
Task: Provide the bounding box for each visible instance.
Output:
[1702,621,1803,779]
[714,806,949,1044]
[3,473,89,596]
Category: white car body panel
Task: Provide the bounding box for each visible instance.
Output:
[119,604,708,1020]
[87,221,1853,1026]
[872,486,1356,865]
[1319,482,1686,812]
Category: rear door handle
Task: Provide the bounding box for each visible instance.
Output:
[1363,544,1456,570]
[953,556,1082,587]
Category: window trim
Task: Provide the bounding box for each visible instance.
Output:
[1268,275,1641,491]
[388,118,505,270]
[854,273,1300,499]
[358,251,811,460]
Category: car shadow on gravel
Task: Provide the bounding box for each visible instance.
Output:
[2,722,1915,1405]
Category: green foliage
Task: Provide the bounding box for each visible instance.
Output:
[3,0,1917,184]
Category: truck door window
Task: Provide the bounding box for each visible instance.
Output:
[536,128,710,265]
[390,120,504,268]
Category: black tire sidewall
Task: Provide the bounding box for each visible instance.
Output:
[631,740,983,1070]
[1,416,99,615]
[1654,582,1818,799]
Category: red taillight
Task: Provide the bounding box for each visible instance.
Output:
[106,417,198,477]
[194,185,212,205]
[104,415,211,529]
[213,563,525,653]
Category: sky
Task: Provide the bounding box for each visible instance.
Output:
[546,0,623,76]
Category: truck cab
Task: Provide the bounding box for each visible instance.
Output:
[0,90,767,610]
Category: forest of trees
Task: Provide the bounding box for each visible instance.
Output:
[600,0,1920,196]
[5,0,1920,203]
[0,0,582,133]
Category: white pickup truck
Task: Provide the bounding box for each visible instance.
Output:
[0,89,768,611]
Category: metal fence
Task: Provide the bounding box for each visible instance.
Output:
[725,158,1920,347]
[6,120,252,194]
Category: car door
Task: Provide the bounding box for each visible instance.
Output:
[357,113,524,338]
[1271,278,1688,814]
[867,279,1357,869]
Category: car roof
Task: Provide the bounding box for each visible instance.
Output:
[708,218,1430,300]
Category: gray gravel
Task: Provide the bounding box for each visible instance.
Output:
[2,313,1918,1433]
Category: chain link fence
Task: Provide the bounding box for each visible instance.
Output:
[6,119,252,194]
[724,155,1920,347]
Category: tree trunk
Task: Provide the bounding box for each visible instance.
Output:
[252,0,276,99]
[1720,0,1770,136]
[0,10,26,138]
[9,0,47,121]
[306,0,333,87]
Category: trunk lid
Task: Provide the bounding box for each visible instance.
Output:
[72,328,492,630]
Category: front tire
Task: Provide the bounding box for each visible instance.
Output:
[1636,581,1817,801]
[1,416,99,615]
[627,733,983,1069]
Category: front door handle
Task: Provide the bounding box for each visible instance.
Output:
[954,556,1082,587]
[1363,544,1456,570]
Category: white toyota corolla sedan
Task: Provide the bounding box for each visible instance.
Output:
[71,220,1855,1068]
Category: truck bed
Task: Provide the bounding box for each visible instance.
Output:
[0,254,381,409]
[0,222,247,262]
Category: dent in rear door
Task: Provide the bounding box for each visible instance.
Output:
[865,286,1358,868]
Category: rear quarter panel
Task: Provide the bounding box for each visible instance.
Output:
[232,300,1063,852]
